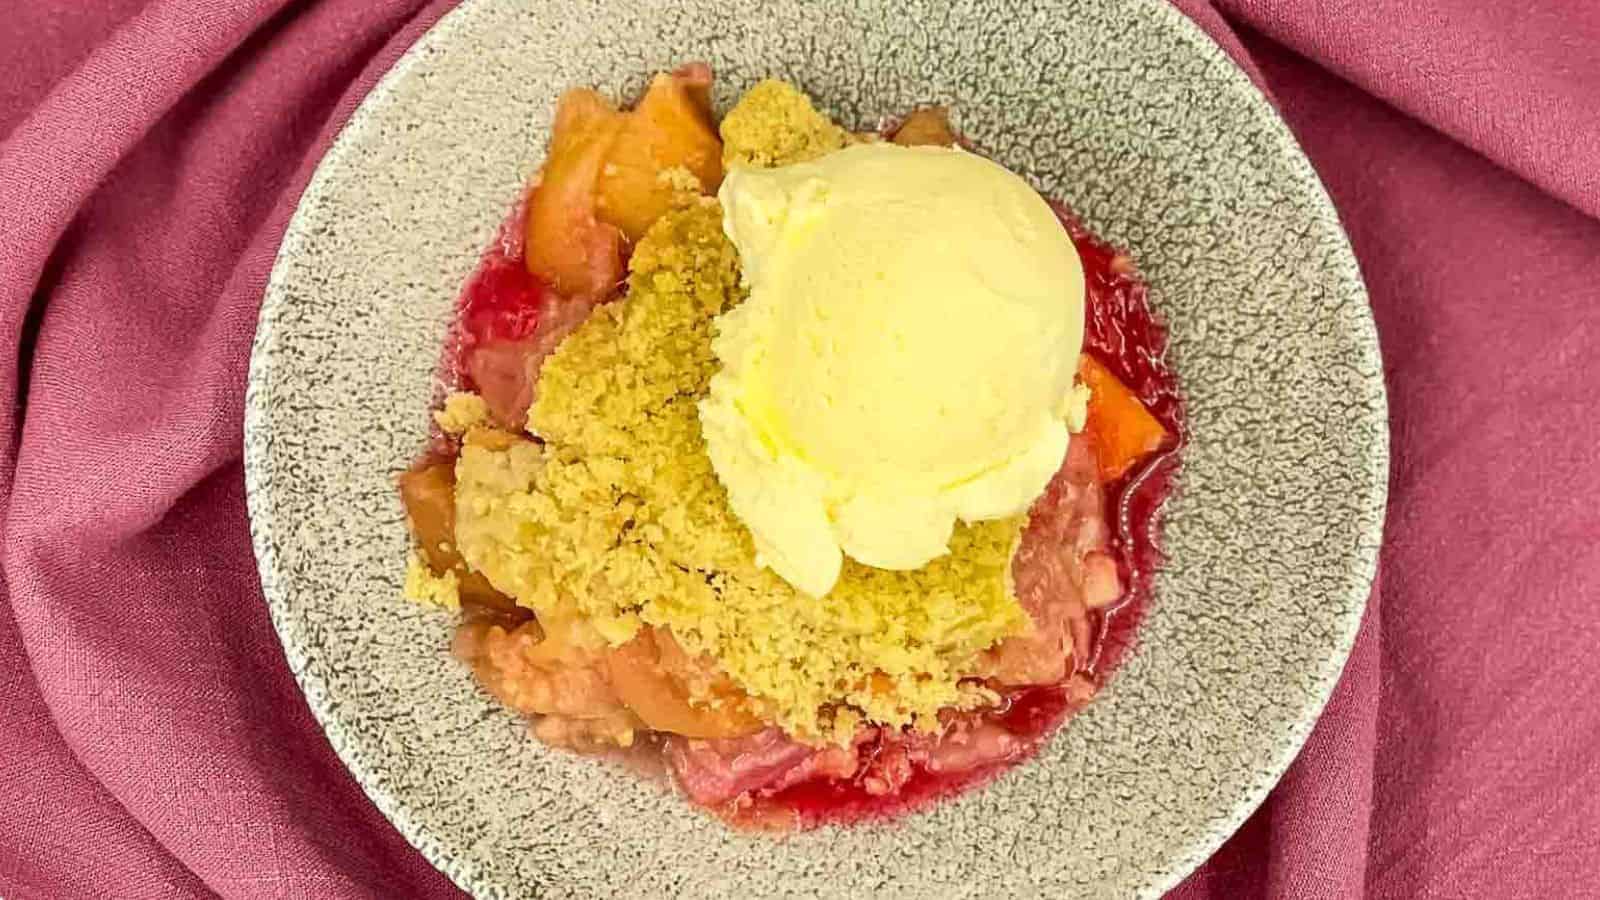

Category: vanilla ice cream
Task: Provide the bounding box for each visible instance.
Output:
[699,142,1086,597]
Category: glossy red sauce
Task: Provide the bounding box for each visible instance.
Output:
[441,191,1184,828]
[1056,203,1187,676]
[752,687,1076,829]
[458,249,548,352]
[449,198,535,377]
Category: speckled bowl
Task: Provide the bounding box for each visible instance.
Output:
[244,0,1386,896]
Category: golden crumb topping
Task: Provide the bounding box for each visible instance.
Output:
[449,83,1029,739]
[655,164,706,194]
[433,391,488,435]
[454,201,1026,737]
[719,79,853,169]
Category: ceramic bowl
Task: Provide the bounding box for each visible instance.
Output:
[245,0,1387,896]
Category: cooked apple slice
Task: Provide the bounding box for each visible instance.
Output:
[892,106,958,147]
[605,628,762,739]
[524,88,627,299]
[1077,354,1170,482]
[595,67,724,241]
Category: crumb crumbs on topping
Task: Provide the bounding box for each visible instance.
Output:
[434,391,488,435]
[656,164,705,194]
[404,550,460,609]
[719,79,854,169]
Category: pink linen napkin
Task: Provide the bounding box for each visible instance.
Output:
[2,2,1596,898]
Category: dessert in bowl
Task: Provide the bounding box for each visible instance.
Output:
[398,66,1183,828]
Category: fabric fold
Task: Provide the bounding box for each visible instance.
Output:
[1214,0,1600,218]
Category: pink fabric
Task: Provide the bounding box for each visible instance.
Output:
[1,1,1596,898]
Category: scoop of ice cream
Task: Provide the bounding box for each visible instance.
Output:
[700,142,1086,597]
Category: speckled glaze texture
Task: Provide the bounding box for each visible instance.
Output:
[244,1,1387,897]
